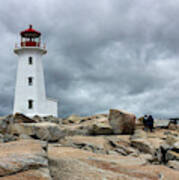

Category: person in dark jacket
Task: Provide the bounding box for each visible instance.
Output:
[143,115,148,131]
[147,115,154,132]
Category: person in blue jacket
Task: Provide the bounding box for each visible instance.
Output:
[147,115,154,132]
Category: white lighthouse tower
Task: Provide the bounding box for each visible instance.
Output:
[13,25,58,117]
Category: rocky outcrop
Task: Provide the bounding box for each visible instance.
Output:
[109,109,136,134]
[0,111,178,179]
[48,144,179,180]
[62,114,81,124]
[0,139,52,179]
[60,114,112,136]
[33,115,62,124]
[10,122,65,142]
[14,113,36,123]
[59,135,112,154]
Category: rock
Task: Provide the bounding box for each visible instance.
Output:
[59,135,111,154]
[168,160,179,170]
[166,150,179,161]
[63,114,81,124]
[108,109,136,134]
[43,115,62,124]
[0,134,4,143]
[166,134,178,146]
[0,139,51,179]
[60,115,112,136]
[19,134,32,139]
[131,129,147,139]
[0,115,13,134]
[33,115,62,124]
[48,145,179,180]
[88,122,113,135]
[10,122,64,142]
[33,115,44,122]
[173,141,179,152]
[13,113,36,123]
[131,138,154,154]
[168,123,178,130]
[156,144,171,164]
[0,168,52,180]
[3,133,18,142]
[107,136,137,156]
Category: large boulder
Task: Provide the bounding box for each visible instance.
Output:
[10,122,64,142]
[108,109,136,134]
[0,139,51,179]
[60,115,113,136]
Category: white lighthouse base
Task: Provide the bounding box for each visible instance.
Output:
[13,98,58,117]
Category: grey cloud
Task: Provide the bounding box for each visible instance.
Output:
[0,0,179,118]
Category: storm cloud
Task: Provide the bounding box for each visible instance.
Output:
[0,0,179,118]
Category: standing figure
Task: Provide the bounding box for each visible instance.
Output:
[143,115,148,131]
[147,115,154,132]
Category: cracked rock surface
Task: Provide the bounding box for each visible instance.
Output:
[0,112,178,179]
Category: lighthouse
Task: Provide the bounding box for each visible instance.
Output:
[13,25,58,117]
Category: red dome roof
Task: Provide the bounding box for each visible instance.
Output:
[20,25,41,38]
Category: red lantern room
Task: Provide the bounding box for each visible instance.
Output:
[20,25,41,47]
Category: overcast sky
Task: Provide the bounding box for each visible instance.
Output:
[0,0,179,118]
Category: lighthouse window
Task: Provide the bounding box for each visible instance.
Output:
[28,100,33,109]
[29,57,33,65]
[28,77,33,86]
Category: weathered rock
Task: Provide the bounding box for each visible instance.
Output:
[48,145,179,180]
[88,122,113,135]
[63,114,81,124]
[0,134,4,143]
[3,133,18,142]
[43,115,62,124]
[131,129,147,139]
[108,109,136,134]
[10,122,64,142]
[33,115,44,122]
[0,139,51,179]
[155,144,171,164]
[107,136,137,156]
[0,115,13,134]
[166,150,179,161]
[32,115,62,124]
[131,138,154,154]
[168,123,178,130]
[166,134,179,146]
[168,160,179,170]
[13,113,36,123]
[60,115,112,136]
[0,168,52,180]
[60,135,112,154]
[173,141,179,152]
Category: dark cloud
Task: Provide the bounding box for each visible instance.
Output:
[0,0,179,118]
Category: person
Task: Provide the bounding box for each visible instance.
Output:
[143,115,148,131]
[147,115,154,132]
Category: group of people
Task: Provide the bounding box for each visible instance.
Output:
[143,114,154,132]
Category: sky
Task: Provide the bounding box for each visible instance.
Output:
[0,0,179,118]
